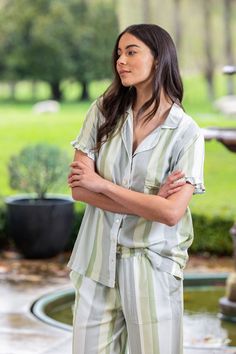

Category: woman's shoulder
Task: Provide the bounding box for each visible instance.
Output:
[175,105,202,135]
[87,98,100,112]
[85,98,105,126]
[85,98,103,116]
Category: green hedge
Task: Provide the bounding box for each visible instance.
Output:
[191,213,234,256]
[0,203,7,248]
[0,203,234,256]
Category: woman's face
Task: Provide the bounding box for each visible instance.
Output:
[116,32,155,90]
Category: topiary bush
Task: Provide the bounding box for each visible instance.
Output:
[8,143,70,199]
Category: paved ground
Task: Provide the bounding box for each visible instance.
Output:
[0,251,235,354]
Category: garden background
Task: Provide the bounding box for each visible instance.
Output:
[0,0,236,256]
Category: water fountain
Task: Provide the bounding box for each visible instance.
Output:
[202,65,236,324]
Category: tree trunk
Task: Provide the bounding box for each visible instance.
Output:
[224,0,234,95]
[9,81,16,100]
[203,0,215,101]
[49,81,62,101]
[80,80,89,101]
[31,80,37,101]
[173,0,182,54]
[142,0,150,23]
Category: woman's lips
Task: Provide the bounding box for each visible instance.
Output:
[119,70,131,75]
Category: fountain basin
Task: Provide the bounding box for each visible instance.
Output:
[202,127,236,152]
[31,288,74,332]
[31,274,236,350]
[219,297,236,321]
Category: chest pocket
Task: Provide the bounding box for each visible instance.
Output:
[144,182,161,195]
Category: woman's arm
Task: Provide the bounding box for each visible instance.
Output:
[71,186,134,214]
[68,150,134,214]
[69,159,193,225]
[103,182,194,226]
[68,152,185,213]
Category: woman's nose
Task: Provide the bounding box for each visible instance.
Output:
[117,54,126,65]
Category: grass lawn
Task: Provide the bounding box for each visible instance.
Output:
[0,75,236,219]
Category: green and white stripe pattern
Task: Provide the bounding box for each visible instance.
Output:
[68,101,205,288]
[70,245,183,353]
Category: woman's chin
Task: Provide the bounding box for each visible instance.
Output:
[120,79,133,87]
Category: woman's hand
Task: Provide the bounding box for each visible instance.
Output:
[158,171,186,198]
[68,160,107,193]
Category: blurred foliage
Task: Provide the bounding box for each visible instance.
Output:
[0,201,234,255]
[191,213,234,256]
[0,0,119,100]
[8,143,70,199]
[65,206,85,251]
[0,201,7,249]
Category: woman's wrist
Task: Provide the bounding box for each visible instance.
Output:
[99,178,114,195]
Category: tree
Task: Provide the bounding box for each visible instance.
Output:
[0,0,34,98]
[142,0,150,23]
[223,0,234,95]
[30,0,75,100]
[0,0,76,100]
[203,0,215,100]
[0,0,119,101]
[71,2,119,100]
[173,0,182,55]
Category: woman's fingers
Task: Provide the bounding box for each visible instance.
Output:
[70,167,81,175]
[68,181,81,188]
[68,173,82,183]
[70,160,87,169]
[67,168,84,185]
[168,171,185,183]
[158,171,186,198]
[171,180,186,188]
[166,186,182,196]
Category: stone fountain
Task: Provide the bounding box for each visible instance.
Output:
[202,64,236,322]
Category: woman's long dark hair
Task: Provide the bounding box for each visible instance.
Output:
[97,24,183,150]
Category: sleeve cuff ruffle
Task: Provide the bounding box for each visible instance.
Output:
[71,140,95,160]
[185,177,205,195]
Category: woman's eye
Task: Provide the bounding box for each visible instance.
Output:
[127,50,136,56]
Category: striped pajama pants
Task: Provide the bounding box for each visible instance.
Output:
[70,246,183,354]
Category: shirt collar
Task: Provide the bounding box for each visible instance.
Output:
[161,103,183,129]
[125,102,183,130]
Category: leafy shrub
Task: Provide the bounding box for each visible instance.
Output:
[66,207,85,251]
[0,200,7,248]
[8,143,70,199]
[191,213,234,256]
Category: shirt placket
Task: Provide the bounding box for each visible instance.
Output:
[109,215,123,284]
[109,122,132,285]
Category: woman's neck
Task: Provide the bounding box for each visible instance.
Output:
[133,85,152,112]
[133,87,172,117]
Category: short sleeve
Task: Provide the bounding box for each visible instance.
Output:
[174,131,205,195]
[71,101,100,160]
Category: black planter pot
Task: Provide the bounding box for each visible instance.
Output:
[5,195,74,259]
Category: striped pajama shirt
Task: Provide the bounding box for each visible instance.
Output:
[68,100,205,353]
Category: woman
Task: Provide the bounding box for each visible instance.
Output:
[68,24,205,354]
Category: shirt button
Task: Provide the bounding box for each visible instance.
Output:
[115,219,120,223]
[123,178,128,185]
